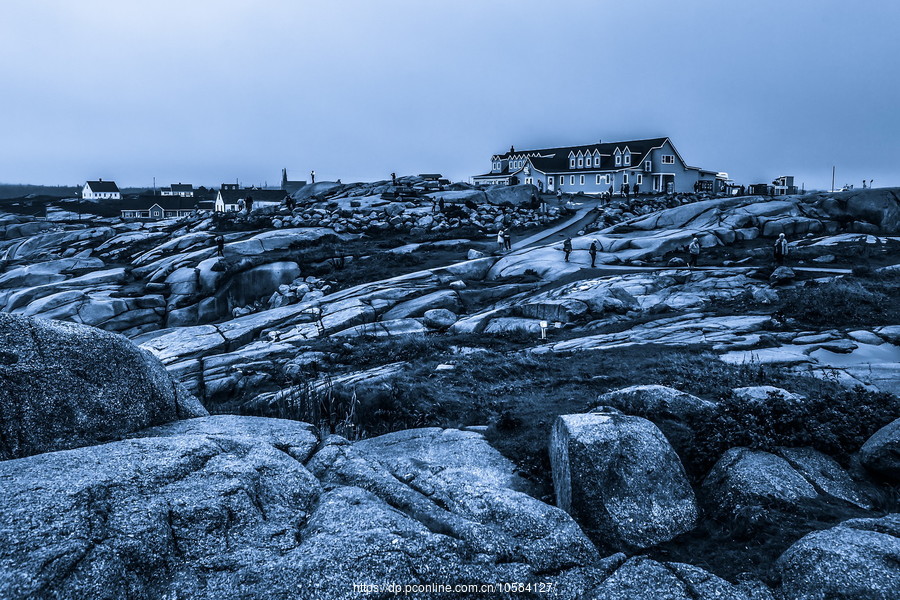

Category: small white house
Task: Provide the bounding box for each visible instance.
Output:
[83,179,121,200]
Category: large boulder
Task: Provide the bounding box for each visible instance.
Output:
[550,411,698,551]
[597,385,715,421]
[0,313,206,460]
[701,447,871,521]
[860,417,900,482]
[769,266,795,285]
[311,428,599,575]
[776,514,900,600]
[422,308,457,329]
[586,556,767,600]
[485,184,540,206]
[0,418,322,600]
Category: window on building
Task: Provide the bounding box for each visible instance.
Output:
[569,158,575,168]
[577,157,583,168]
[624,174,629,184]
[570,176,575,185]
[596,175,601,184]
[662,155,675,164]
[595,156,602,167]
[580,175,585,185]
[644,161,652,172]
[624,154,631,166]
[615,155,622,166]
[637,174,643,185]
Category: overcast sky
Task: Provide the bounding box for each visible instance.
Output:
[1,0,897,190]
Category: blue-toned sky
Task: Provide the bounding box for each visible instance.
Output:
[1,0,897,190]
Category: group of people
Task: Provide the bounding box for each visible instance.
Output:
[560,237,601,267]
[496,229,512,252]
[686,232,790,268]
[236,195,254,213]
[558,233,790,269]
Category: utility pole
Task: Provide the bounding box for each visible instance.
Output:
[831,166,835,193]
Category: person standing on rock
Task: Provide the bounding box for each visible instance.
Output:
[245,195,254,214]
[310,170,315,184]
[562,237,573,262]
[438,197,445,212]
[688,237,701,268]
[215,235,224,257]
[497,229,505,253]
[391,172,397,185]
[774,233,789,266]
[589,240,598,267]
[503,229,512,251]
[556,189,563,202]
[633,183,640,196]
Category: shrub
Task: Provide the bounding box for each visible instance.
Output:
[779,278,896,327]
[686,386,900,478]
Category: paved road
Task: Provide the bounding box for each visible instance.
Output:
[512,203,599,250]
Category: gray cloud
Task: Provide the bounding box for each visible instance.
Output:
[0,0,897,190]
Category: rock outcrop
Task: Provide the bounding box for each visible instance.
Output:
[0,313,205,460]
[550,411,698,551]
[776,514,900,600]
[860,417,900,482]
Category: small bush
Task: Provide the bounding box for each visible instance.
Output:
[779,278,895,327]
[686,386,900,478]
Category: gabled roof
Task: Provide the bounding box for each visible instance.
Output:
[169,183,193,193]
[491,137,671,173]
[85,180,120,193]
[517,138,677,173]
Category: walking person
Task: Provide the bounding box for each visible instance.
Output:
[688,237,701,268]
[589,240,597,268]
[215,235,225,257]
[503,229,512,251]
[562,237,573,262]
[774,233,789,266]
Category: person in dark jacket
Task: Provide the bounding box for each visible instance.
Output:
[438,197,445,212]
[688,237,701,268]
[562,237,573,262]
[774,233,789,265]
[215,235,224,257]
[503,229,512,251]
[589,240,598,267]
[245,195,254,213]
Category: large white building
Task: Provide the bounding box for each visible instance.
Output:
[473,137,723,195]
[82,179,121,200]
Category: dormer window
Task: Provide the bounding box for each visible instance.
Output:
[594,155,601,167]
[624,153,631,166]
[615,154,622,166]
[569,157,576,168]
[577,157,583,168]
